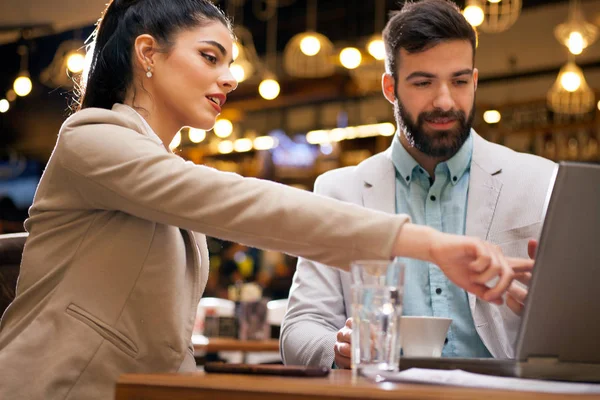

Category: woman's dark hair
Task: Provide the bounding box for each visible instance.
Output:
[382,0,477,79]
[75,0,232,112]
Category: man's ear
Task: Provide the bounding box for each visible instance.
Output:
[473,67,479,92]
[382,73,397,105]
[132,34,159,72]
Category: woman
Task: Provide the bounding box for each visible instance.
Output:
[0,1,526,399]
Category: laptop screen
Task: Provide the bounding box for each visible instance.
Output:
[515,162,600,364]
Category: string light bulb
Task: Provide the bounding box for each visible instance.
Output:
[218,140,234,154]
[14,45,32,97]
[214,119,233,138]
[463,2,485,27]
[230,63,246,83]
[560,71,581,92]
[188,128,206,143]
[300,35,321,56]
[13,74,32,97]
[339,47,362,69]
[367,37,385,60]
[253,136,276,150]
[234,138,253,152]
[232,43,240,60]
[259,78,280,100]
[66,52,86,73]
[483,110,502,124]
[0,99,9,113]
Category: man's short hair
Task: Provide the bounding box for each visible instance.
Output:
[383,0,478,78]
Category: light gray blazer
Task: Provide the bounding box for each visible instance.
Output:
[0,104,410,400]
[281,133,557,367]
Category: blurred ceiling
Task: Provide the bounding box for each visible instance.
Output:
[0,0,108,44]
[0,0,571,47]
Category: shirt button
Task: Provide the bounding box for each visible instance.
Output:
[436,288,442,295]
[430,195,437,201]
[453,176,458,182]
[444,338,449,344]
[406,176,410,182]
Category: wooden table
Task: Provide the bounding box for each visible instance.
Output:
[192,335,279,353]
[115,369,600,400]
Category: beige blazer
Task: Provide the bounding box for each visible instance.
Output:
[0,104,409,400]
[281,132,557,367]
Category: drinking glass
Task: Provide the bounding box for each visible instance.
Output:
[350,259,405,377]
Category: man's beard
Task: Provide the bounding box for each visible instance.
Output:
[394,94,475,159]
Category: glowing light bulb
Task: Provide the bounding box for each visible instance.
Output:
[230,63,246,83]
[463,5,484,27]
[340,47,362,69]
[13,75,32,97]
[379,123,396,136]
[560,71,581,92]
[483,110,501,124]
[253,136,276,150]
[306,130,329,144]
[259,79,280,100]
[300,35,321,56]
[0,99,9,113]
[234,138,253,152]
[232,43,240,60]
[67,52,85,73]
[566,31,585,55]
[367,39,385,60]
[218,140,233,154]
[214,119,233,138]
[188,128,206,143]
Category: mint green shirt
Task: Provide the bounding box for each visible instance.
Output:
[391,134,491,358]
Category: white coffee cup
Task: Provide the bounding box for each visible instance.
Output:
[400,316,452,357]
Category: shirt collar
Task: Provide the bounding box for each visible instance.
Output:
[391,133,420,184]
[390,131,473,186]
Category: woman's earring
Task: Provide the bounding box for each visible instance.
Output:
[146,66,153,78]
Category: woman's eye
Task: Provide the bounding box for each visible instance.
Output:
[201,52,217,64]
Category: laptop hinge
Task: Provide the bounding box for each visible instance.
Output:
[525,357,560,364]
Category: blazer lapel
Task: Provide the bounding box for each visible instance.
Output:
[466,133,504,314]
[357,149,396,213]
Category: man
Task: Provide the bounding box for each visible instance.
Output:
[280,0,556,368]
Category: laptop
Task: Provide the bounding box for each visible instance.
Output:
[399,162,600,382]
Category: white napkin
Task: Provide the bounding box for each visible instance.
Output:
[363,368,600,394]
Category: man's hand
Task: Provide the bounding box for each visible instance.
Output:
[506,239,537,315]
[333,318,352,369]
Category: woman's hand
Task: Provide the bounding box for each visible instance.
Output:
[506,239,537,315]
[393,224,533,304]
[428,231,525,304]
